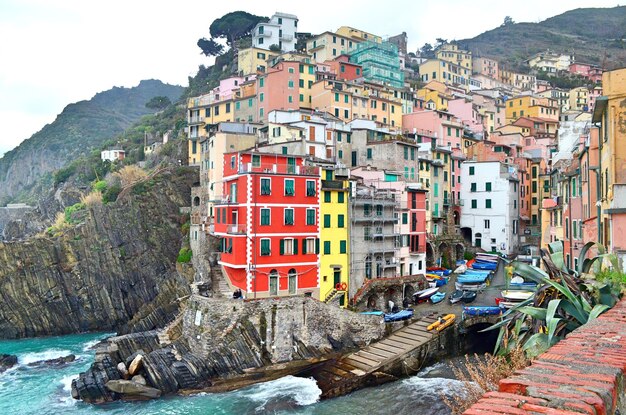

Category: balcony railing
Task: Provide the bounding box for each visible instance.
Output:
[239,163,319,176]
[280,33,293,41]
[226,224,247,234]
[321,179,346,190]
[257,30,272,37]
[214,195,236,205]
[188,116,203,125]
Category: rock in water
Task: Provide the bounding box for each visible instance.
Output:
[128,354,143,376]
[131,375,147,386]
[27,354,76,367]
[0,354,17,373]
[117,362,129,379]
[105,380,161,401]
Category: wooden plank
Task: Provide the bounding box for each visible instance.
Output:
[359,350,389,361]
[382,337,415,348]
[364,347,395,358]
[342,357,372,371]
[369,343,403,354]
[325,366,352,378]
[348,353,380,367]
[400,329,433,340]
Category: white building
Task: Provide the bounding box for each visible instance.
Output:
[460,161,520,255]
[101,149,125,162]
[252,12,298,52]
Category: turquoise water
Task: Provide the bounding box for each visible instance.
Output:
[0,333,462,414]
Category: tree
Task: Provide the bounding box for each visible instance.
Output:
[269,44,281,52]
[502,16,514,26]
[209,11,268,47]
[145,96,171,111]
[435,38,447,48]
[419,43,434,58]
[197,37,224,57]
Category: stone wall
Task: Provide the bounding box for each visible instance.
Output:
[464,299,626,415]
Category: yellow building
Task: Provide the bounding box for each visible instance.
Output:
[237,47,278,75]
[416,81,452,111]
[336,26,382,43]
[419,59,471,90]
[505,95,559,123]
[319,167,350,306]
[436,43,472,71]
[569,86,589,111]
[306,31,360,63]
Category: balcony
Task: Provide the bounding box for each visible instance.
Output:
[257,29,272,37]
[353,215,398,223]
[239,163,319,176]
[213,195,236,205]
[280,33,293,41]
[226,224,247,235]
[308,40,327,51]
[321,179,347,191]
[188,116,204,125]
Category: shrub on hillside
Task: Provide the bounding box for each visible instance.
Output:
[177,247,193,263]
[92,180,107,192]
[64,202,86,223]
[81,191,103,207]
[113,165,148,187]
[102,183,121,204]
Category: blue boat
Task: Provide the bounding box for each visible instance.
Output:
[464,269,492,276]
[384,309,414,322]
[426,269,452,277]
[509,282,538,290]
[463,306,503,316]
[435,277,449,287]
[360,311,384,316]
[457,274,490,284]
[471,261,498,270]
[430,292,446,304]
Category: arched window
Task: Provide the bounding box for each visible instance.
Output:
[475,232,482,249]
[269,269,279,296]
[288,268,297,295]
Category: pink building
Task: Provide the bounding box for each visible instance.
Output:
[403,110,464,150]
[447,98,484,136]
[569,63,603,83]
[257,61,302,121]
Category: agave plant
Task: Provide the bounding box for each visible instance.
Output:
[486,241,620,359]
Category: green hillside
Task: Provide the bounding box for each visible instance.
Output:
[458,6,626,71]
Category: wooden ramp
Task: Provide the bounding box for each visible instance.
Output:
[310,314,444,398]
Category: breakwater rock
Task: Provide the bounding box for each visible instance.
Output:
[0,168,197,339]
[72,296,385,403]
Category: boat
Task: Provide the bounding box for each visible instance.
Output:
[509,282,538,290]
[463,269,492,276]
[425,273,444,281]
[426,267,452,276]
[501,290,534,301]
[455,282,487,291]
[453,263,467,274]
[360,311,384,316]
[430,292,446,304]
[461,291,477,303]
[495,298,518,309]
[435,277,449,287]
[427,314,456,331]
[414,287,439,301]
[450,290,465,304]
[471,261,498,270]
[463,306,503,316]
[457,274,489,284]
[475,252,501,262]
[436,315,456,331]
[384,309,414,323]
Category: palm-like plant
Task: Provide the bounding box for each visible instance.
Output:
[487,241,620,359]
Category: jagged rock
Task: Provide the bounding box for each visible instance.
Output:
[0,354,17,373]
[27,354,76,367]
[105,380,161,400]
[0,168,198,339]
[117,362,128,379]
[131,375,147,386]
[125,350,145,368]
[72,354,121,404]
[128,355,143,376]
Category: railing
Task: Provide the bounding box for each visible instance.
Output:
[280,33,293,41]
[239,163,319,176]
[188,116,203,124]
[213,195,236,205]
[257,30,272,37]
[321,180,346,190]
[226,224,247,234]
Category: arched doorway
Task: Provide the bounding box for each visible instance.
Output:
[439,242,450,268]
[460,227,472,244]
[193,196,200,207]
[269,269,279,296]
[365,255,372,279]
[475,233,482,249]
[403,285,415,303]
[375,255,383,278]
[288,268,297,295]
[367,294,379,310]
[426,242,435,266]
[455,244,465,261]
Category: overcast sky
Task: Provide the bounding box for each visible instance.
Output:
[0,0,619,158]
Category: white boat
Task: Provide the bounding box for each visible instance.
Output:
[510,276,524,284]
[456,282,487,292]
[475,253,500,263]
[414,287,439,299]
[453,264,467,274]
[501,290,534,301]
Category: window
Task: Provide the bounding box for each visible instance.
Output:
[323,214,331,228]
[259,78,264,88]
[364,204,371,216]
[404,147,409,160]
[486,199,492,208]
[284,208,294,225]
[471,199,477,209]
[367,148,372,159]
[280,238,298,255]
[261,178,272,195]
[252,154,261,167]
[364,226,371,241]
[288,80,294,88]
[304,238,316,254]
[306,180,316,196]
[306,209,316,225]
[260,208,270,225]
[469,166,475,175]
[532,197,538,205]
[260,239,271,256]
[402,212,408,224]
[259,92,264,102]
[338,192,345,203]
[324,191,331,203]
[344,94,349,103]
[225,103,231,113]
[484,219,490,229]
[338,214,345,228]
[324,241,331,254]
[470,182,477,192]
[285,179,295,196]
[485,182,492,192]
[288,96,293,103]
[340,240,347,254]
[376,204,383,216]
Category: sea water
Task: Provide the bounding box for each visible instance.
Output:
[0,332,464,414]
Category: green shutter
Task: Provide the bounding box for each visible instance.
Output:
[315,238,320,254]
[338,214,344,228]
[324,214,331,228]
[340,240,347,254]
[293,239,298,254]
[302,238,307,254]
[280,239,285,255]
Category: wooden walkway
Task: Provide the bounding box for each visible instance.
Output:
[311,313,444,398]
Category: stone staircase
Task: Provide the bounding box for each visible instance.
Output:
[211,266,233,298]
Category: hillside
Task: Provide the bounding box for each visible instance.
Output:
[458,6,626,71]
[0,79,183,205]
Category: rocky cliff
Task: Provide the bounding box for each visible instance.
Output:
[0,167,197,339]
[72,296,385,403]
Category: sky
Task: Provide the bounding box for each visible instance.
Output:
[0,0,620,158]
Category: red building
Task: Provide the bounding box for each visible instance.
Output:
[407,185,428,275]
[214,151,321,298]
[327,55,363,81]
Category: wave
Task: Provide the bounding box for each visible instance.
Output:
[81,339,101,352]
[19,349,73,365]
[57,374,78,406]
[244,375,321,411]
[403,375,471,399]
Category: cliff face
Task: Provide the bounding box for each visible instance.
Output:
[0,167,197,339]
